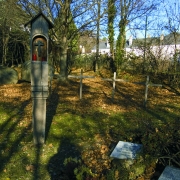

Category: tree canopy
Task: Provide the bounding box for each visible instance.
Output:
[0,0,179,75]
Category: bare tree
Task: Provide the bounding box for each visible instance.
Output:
[115,0,157,70]
[0,0,28,66]
[163,1,180,73]
[18,0,98,79]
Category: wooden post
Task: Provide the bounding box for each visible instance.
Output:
[133,75,162,108]
[112,72,116,99]
[80,69,83,99]
[68,69,95,99]
[144,75,149,107]
[102,72,126,100]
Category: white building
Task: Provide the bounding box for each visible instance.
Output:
[91,40,111,54]
[91,33,180,60]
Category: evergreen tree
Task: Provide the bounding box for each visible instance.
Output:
[108,0,116,59]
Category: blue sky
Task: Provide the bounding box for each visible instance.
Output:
[109,0,180,40]
[128,0,180,39]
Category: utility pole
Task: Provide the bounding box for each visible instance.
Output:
[94,0,101,72]
[143,15,148,73]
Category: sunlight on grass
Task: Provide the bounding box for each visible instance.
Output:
[0,104,180,179]
[1,78,180,179]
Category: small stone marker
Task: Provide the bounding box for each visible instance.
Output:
[110,141,142,159]
[158,166,180,180]
[102,72,126,99]
[133,75,162,107]
[68,69,95,99]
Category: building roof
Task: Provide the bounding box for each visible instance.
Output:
[91,41,110,50]
[132,33,180,47]
[91,33,180,53]
[163,33,180,45]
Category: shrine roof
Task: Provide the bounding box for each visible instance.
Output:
[25,11,54,29]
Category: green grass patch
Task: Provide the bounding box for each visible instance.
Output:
[0,82,180,179]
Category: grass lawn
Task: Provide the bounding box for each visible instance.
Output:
[0,69,180,180]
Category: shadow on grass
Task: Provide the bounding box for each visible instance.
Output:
[45,79,180,178]
[0,81,59,179]
[33,145,42,180]
[48,136,81,180]
[30,80,62,180]
[45,81,61,141]
[1,75,179,179]
[100,81,145,109]
[162,82,180,96]
[0,98,32,174]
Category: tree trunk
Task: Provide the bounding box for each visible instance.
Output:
[116,0,127,70]
[2,22,9,66]
[108,0,115,60]
[57,0,71,79]
[116,18,126,69]
[94,0,101,72]
[173,32,177,73]
[59,37,68,80]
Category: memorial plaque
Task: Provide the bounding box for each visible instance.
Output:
[110,141,142,159]
[158,166,180,180]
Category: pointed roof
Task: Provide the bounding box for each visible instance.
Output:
[24,11,54,29]
[92,41,116,50]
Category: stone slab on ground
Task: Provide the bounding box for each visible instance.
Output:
[110,141,142,159]
[158,166,180,180]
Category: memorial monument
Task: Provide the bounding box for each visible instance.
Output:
[25,12,54,144]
